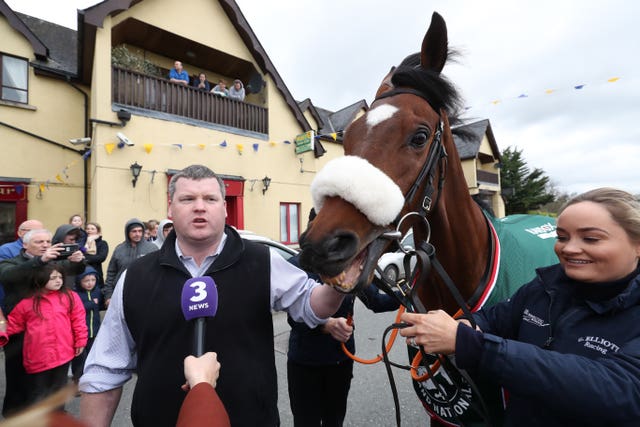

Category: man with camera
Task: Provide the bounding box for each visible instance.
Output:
[0,228,85,416]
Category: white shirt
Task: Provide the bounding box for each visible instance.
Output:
[79,234,324,392]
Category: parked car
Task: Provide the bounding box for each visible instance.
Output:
[237,230,298,261]
[375,230,415,283]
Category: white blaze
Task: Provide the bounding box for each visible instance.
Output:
[366,104,399,128]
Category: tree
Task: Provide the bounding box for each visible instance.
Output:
[500,146,556,214]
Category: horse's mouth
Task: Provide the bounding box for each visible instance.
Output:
[320,248,368,292]
[319,237,391,293]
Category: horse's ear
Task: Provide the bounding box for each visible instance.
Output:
[375,66,396,98]
[420,12,448,73]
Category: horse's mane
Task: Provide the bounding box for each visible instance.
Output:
[391,51,465,129]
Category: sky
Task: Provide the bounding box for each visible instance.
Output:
[6,0,640,195]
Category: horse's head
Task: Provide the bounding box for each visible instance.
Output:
[299,12,464,293]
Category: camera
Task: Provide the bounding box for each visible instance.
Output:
[57,243,79,258]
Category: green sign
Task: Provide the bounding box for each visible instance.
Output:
[294,130,315,154]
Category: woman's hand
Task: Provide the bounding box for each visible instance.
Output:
[182,352,221,391]
[399,310,460,354]
[322,317,353,342]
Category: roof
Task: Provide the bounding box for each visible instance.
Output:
[15,12,77,75]
[453,119,501,162]
[298,98,369,136]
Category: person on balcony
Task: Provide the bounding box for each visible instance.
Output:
[169,61,190,86]
[228,79,245,101]
[193,73,211,91]
[211,80,229,97]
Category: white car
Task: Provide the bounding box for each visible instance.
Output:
[375,230,415,283]
[237,230,298,261]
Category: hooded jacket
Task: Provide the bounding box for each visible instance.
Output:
[74,266,103,338]
[463,264,640,426]
[103,218,157,300]
[153,219,173,249]
[228,80,245,101]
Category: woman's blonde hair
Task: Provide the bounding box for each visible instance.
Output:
[560,187,640,242]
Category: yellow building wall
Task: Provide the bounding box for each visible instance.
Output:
[1,15,86,231]
[1,0,351,252]
[85,1,326,246]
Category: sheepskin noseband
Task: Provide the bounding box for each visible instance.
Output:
[310,155,404,226]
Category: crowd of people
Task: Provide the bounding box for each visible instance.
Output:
[169,60,246,101]
[0,213,173,418]
[1,165,640,426]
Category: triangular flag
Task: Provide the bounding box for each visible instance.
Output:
[283,140,291,144]
[236,143,244,155]
[574,84,585,90]
[330,133,337,141]
[15,185,23,195]
[607,77,620,83]
[39,183,45,192]
[82,149,92,160]
[219,140,227,147]
[544,89,554,94]
[517,93,528,98]
[491,100,501,105]
[252,143,259,152]
[55,174,64,183]
[172,143,183,150]
[144,143,153,154]
[269,141,277,147]
[198,143,206,150]
[105,143,115,154]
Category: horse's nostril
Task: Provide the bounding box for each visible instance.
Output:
[323,232,358,262]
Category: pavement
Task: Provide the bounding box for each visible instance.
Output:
[0,300,430,426]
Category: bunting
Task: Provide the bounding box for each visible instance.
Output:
[465,76,621,111]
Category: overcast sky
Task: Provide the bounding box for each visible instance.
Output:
[7,0,640,195]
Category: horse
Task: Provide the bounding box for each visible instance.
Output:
[299,12,557,426]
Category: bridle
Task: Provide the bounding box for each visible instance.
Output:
[365,87,497,427]
[373,87,447,218]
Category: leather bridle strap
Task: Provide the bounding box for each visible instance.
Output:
[373,88,447,217]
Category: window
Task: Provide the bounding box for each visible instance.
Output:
[280,203,300,244]
[1,54,28,103]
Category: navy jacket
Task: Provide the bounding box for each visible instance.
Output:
[287,254,400,365]
[74,267,104,339]
[464,264,640,426]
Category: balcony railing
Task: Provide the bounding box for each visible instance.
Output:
[476,169,499,186]
[112,66,268,134]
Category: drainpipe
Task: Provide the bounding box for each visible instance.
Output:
[66,78,90,222]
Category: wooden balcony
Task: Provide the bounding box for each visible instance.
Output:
[112,66,268,134]
[476,169,499,186]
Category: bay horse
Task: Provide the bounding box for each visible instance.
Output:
[299,11,557,426]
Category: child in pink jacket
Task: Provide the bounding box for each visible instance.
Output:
[0,263,87,407]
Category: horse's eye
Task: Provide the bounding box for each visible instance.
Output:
[409,130,431,148]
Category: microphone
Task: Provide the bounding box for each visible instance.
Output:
[181,276,218,356]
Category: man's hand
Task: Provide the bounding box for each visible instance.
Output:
[41,244,63,262]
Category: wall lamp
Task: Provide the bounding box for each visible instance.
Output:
[130,162,142,188]
[262,176,271,195]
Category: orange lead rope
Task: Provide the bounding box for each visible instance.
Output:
[341,306,406,364]
[341,305,465,383]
